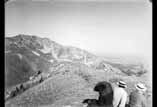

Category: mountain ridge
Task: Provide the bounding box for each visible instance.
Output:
[5,34,151,107]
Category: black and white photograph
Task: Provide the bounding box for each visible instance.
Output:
[5,0,152,107]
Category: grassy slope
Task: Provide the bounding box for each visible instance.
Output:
[5,63,152,107]
[5,35,152,107]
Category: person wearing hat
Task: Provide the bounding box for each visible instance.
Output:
[128,83,147,107]
[113,81,128,107]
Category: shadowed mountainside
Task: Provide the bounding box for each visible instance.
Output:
[5,35,149,88]
[5,34,97,89]
[5,34,151,107]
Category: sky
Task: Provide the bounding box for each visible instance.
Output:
[5,0,152,64]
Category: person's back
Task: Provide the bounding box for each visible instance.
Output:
[113,87,127,107]
[113,81,128,107]
[128,83,147,107]
[128,90,146,107]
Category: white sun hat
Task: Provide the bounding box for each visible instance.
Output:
[117,81,127,88]
[135,83,147,92]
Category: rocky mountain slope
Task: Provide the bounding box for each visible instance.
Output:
[5,34,151,107]
[5,35,94,86]
[5,34,115,89]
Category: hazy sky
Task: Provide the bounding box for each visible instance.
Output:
[5,0,152,63]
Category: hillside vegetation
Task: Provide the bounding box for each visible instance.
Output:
[5,35,152,107]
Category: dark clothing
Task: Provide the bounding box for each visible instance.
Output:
[83,81,114,107]
[128,91,147,107]
[83,99,113,107]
